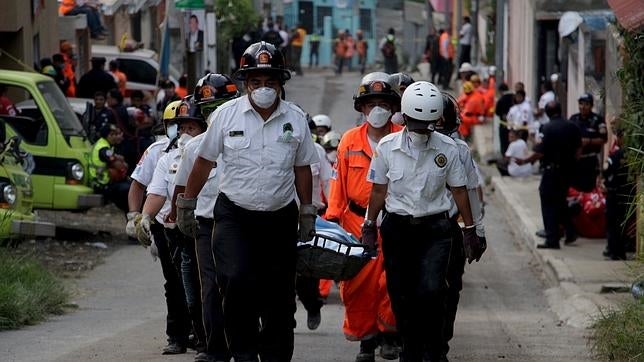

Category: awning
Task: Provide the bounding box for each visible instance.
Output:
[100,0,162,16]
[607,0,644,32]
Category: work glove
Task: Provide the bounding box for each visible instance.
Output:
[360,221,378,257]
[176,193,198,238]
[475,224,487,262]
[125,211,141,238]
[136,213,153,247]
[462,226,482,264]
[299,204,317,241]
[149,236,159,262]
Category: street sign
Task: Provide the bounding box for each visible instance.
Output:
[175,0,205,9]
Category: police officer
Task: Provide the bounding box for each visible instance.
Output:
[173,73,240,362]
[89,123,130,213]
[568,93,607,192]
[517,101,582,249]
[363,81,482,362]
[325,72,400,362]
[136,100,209,355]
[127,100,192,355]
[435,92,487,361]
[179,41,319,362]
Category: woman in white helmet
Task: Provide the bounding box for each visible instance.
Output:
[363,81,483,361]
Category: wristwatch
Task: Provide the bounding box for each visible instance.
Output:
[363,219,376,227]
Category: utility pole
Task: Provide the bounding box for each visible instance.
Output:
[471,0,478,65]
[495,0,504,80]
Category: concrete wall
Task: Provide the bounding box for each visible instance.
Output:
[0,0,59,71]
[506,0,536,101]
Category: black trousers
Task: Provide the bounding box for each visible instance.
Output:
[213,194,299,362]
[539,168,574,246]
[605,189,627,259]
[459,44,471,67]
[195,217,230,359]
[380,212,452,362]
[295,275,323,314]
[150,222,191,345]
[441,217,465,358]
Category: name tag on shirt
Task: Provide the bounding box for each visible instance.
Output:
[229,130,244,137]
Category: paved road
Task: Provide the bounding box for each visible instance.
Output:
[0,69,591,361]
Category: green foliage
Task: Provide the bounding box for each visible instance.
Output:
[0,249,68,330]
[215,0,259,41]
[591,299,644,361]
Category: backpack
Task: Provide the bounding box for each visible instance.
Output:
[382,39,395,58]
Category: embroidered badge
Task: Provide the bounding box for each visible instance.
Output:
[434,153,447,168]
[278,122,294,142]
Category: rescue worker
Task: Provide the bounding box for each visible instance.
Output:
[436,92,487,361]
[125,100,192,355]
[457,81,485,138]
[568,93,607,192]
[388,72,415,125]
[136,99,208,355]
[325,72,400,362]
[312,114,333,138]
[179,41,319,362]
[89,123,130,213]
[364,81,483,361]
[173,73,240,362]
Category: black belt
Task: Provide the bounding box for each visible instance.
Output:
[196,216,214,226]
[388,211,448,225]
[348,200,367,216]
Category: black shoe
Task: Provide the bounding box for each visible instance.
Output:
[536,243,560,249]
[536,229,547,238]
[564,233,578,245]
[356,339,378,362]
[194,352,212,362]
[162,342,187,355]
[379,342,399,360]
[355,352,375,362]
[602,248,611,258]
[307,309,321,330]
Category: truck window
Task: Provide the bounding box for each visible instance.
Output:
[117,58,157,85]
[37,81,86,137]
[1,84,48,146]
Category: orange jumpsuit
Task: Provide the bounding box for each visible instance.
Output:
[458,91,485,138]
[325,122,400,341]
[62,53,76,97]
[484,76,496,117]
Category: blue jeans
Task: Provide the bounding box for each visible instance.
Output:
[65,5,104,37]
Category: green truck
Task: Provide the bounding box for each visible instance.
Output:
[0,70,103,210]
[0,136,55,239]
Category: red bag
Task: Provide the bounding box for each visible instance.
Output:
[569,187,606,238]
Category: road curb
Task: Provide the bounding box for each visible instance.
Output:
[491,175,601,328]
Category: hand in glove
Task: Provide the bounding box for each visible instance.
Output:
[360,221,378,256]
[475,224,487,262]
[125,211,141,239]
[299,204,317,241]
[136,213,153,247]
[462,226,482,264]
[176,193,197,238]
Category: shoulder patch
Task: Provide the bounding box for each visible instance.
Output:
[435,153,447,168]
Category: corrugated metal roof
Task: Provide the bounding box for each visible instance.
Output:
[607,0,644,31]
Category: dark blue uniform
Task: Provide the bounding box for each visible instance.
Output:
[568,112,607,192]
[533,117,581,247]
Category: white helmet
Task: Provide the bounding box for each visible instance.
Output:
[401,81,443,122]
[321,130,341,149]
[459,62,473,73]
[312,114,332,129]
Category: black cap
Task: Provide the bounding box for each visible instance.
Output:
[578,93,593,105]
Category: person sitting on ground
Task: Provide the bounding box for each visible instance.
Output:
[89,123,131,214]
[499,128,532,177]
[58,0,108,40]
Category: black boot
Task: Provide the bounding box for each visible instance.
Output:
[379,332,400,360]
[355,338,378,362]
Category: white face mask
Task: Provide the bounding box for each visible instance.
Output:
[177,133,193,149]
[251,87,278,109]
[326,150,337,164]
[408,131,429,147]
[366,106,391,128]
[166,123,178,139]
[391,111,404,125]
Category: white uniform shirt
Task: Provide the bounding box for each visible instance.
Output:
[197,95,319,211]
[311,142,331,209]
[507,99,536,133]
[368,130,466,217]
[130,138,170,186]
[460,22,472,45]
[146,149,181,224]
[447,138,480,218]
[536,90,556,126]
[175,133,220,218]
[505,139,532,177]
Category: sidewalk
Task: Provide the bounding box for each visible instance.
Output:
[473,122,637,328]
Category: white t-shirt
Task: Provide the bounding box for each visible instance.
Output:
[536,90,555,126]
[505,139,532,177]
[460,22,472,45]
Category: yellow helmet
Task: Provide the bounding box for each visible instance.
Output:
[163,100,183,121]
[462,81,474,94]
